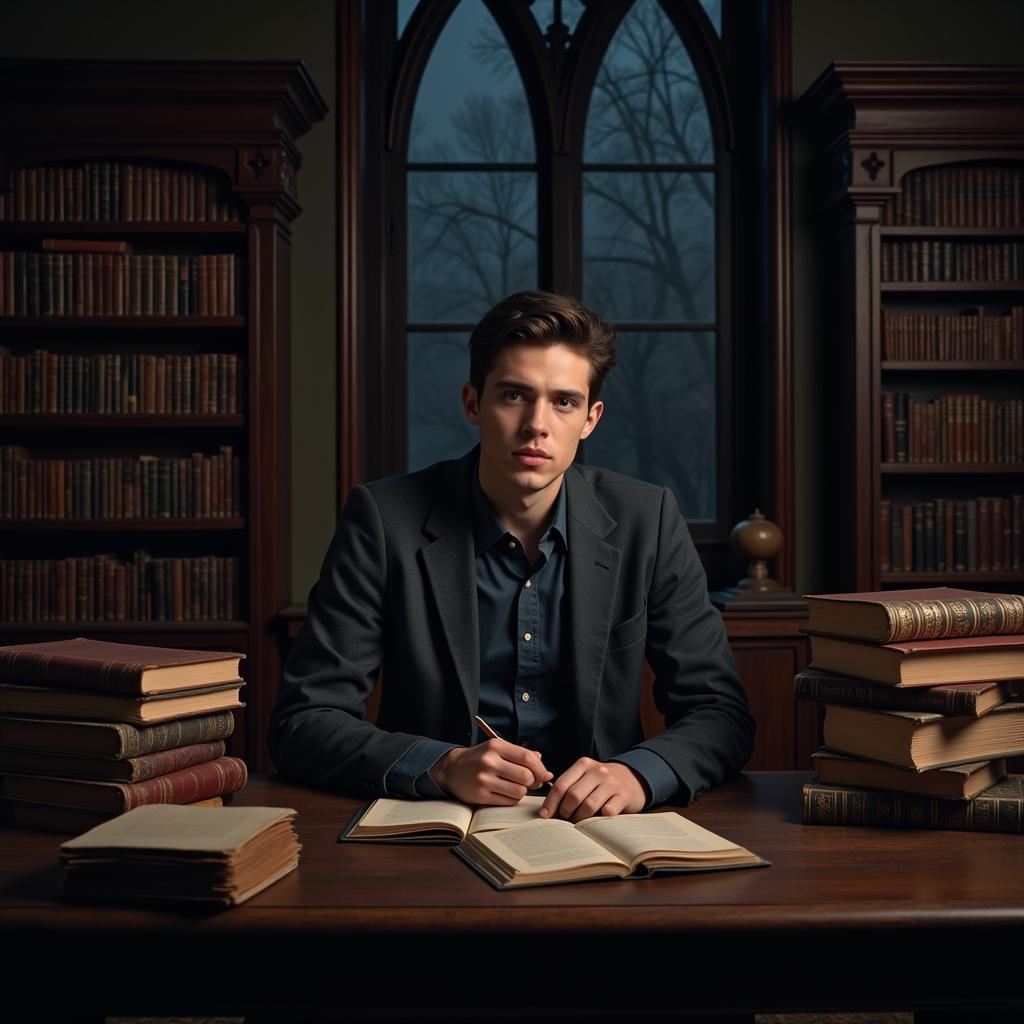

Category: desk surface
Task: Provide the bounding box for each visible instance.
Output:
[2,771,1022,1017]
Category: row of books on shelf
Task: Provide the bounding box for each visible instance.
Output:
[880,240,1024,283]
[799,588,1024,833]
[881,307,1024,361]
[0,163,241,223]
[880,496,1023,573]
[881,392,1023,464]
[0,350,242,415]
[1,553,239,623]
[881,166,1024,227]
[0,445,240,520]
[0,250,240,317]
[0,637,298,907]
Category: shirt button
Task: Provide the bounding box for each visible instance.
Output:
[508,540,517,550]
[521,692,530,702]
[524,579,532,589]
[523,632,532,642]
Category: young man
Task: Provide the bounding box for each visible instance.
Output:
[269,291,754,820]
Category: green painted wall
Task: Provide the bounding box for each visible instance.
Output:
[790,0,1024,591]
[1,0,337,604]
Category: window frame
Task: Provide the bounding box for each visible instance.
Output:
[351,0,779,585]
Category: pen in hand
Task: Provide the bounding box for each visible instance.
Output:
[473,714,553,790]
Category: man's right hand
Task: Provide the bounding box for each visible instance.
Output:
[430,738,552,805]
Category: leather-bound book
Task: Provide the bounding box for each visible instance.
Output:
[802,774,1024,833]
[0,636,243,694]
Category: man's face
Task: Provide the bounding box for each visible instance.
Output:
[462,342,604,503]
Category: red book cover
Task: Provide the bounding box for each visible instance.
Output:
[0,755,247,812]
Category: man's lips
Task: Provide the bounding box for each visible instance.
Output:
[513,449,551,465]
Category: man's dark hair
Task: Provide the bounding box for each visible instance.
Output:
[468,290,617,405]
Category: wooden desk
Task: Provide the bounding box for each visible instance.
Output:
[1,772,1022,1019]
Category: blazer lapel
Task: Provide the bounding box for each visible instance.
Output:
[565,465,620,756]
[421,450,480,728]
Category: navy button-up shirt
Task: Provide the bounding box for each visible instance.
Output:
[385,468,677,806]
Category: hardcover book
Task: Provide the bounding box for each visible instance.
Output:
[793,667,1011,716]
[0,739,226,782]
[0,709,235,758]
[804,587,1024,643]
[0,754,247,811]
[822,700,1024,771]
[0,637,244,694]
[0,681,244,724]
[811,749,1005,800]
[454,811,768,890]
[802,774,1024,833]
[807,633,1024,686]
[59,804,300,906]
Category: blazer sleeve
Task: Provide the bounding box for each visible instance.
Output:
[634,487,756,804]
[267,484,436,798]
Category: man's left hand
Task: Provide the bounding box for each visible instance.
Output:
[539,758,647,822]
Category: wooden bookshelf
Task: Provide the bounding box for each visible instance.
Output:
[801,63,1024,592]
[0,60,327,770]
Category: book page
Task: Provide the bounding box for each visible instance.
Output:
[471,818,625,873]
[577,812,741,867]
[60,804,295,854]
[355,797,473,835]
[468,795,545,833]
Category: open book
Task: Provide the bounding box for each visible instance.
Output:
[339,796,767,888]
[341,795,547,844]
[454,811,769,889]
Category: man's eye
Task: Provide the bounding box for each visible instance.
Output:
[505,390,521,401]
[556,398,576,409]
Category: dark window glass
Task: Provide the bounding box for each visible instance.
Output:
[585,332,717,521]
[584,0,712,165]
[581,0,719,521]
[408,171,538,323]
[407,332,479,469]
[583,171,715,323]
[408,1,536,162]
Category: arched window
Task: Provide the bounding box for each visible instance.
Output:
[361,0,763,568]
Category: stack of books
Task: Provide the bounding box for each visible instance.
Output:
[796,587,1024,832]
[60,804,300,907]
[0,637,247,833]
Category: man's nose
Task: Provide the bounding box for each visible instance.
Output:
[522,400,549,436]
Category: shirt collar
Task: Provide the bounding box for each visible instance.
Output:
[471,458,568,557]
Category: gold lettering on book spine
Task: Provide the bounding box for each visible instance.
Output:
[883,594,1024,642]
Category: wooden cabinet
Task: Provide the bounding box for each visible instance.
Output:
[0,60,327,770]
[801,63,1024,593]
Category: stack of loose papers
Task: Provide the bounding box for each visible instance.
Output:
[59,804,300,906]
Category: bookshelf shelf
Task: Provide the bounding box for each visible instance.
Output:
[882,361,1024,371]
[0,317,246,330]
[0,620,249,634]
[802,63,1024,593]
[880,282,1024,293]
[880,227,1024,238]
[881,464,1024,474]
[0,518,245,531]
[0,58,327,770]
[881,571,1024,584]
[0,415,245,428]
[0,221,247,237]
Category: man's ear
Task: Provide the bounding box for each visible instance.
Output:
[580,399,604,440]
[461,381,480,425]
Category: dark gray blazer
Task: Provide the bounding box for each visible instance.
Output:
[269,448,755,804]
